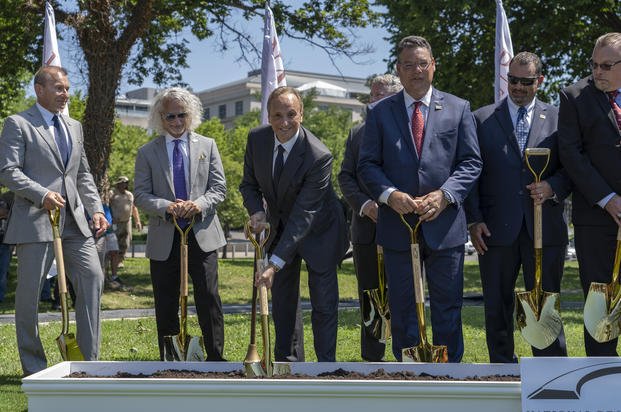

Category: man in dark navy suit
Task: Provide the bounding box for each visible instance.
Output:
[465,52,571,362]
[339,74,402,361]
[358,36,482,362]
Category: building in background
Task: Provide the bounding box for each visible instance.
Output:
[114,87,157,129]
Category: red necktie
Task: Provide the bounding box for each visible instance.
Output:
[608,90,621,131]
[411,101,425,156]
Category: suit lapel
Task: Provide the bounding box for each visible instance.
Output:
[26,106,65,168]
[589,79,621,134]
[526,100,547,148]
[188,132,200,196]
[60,115,77,170]
[422,90,444,158]
[495,99,521,157]
[276,128,306,199]
[155,136,175,196]
[389,91,418,161]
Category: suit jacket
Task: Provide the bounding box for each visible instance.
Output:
[0,105,102,243]
[239,125,348,272]
[358,89,482,251]
[558,76,621,227]
[338,122,376,244]
[134,132,227,261]
[465,98,571,246]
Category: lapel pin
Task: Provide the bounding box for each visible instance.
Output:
[435,103,443,110]
[539,114,546,119]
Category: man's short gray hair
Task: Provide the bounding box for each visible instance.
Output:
[370,74,402,94]
[594,32,621,53]
[148,87,203,135]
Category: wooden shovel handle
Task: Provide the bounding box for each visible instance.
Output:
[411,243,425,304]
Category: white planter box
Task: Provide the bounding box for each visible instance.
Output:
[23,361,521,412]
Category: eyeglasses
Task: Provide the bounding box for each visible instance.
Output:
[163,112,188,122]
[507,75,538,86]
[588,59,621,71]
[400,61,433,71]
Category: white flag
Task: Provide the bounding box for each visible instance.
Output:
[494,0,513,103]
[260,3,286,125]
[43,1,69,115]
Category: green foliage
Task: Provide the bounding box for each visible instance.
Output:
[108,122,151,188]
[378,0,621,109]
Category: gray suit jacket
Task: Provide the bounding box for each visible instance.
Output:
[239,125,348,272]
[464,98,571,246]
[134,132,227,261]
[0,105,103,243]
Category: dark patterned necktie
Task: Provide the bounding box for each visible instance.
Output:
[52,115,69,166]
[411,101,424,157]
[273,144,285,192]
[515,106,528,154]
[172,139,188,228]
[608,90,621,132]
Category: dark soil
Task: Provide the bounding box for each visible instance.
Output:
[68,367,519,381]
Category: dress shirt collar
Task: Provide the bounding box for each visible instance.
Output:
[403,87,433,109]
[507,96,536,117]
[165,132,189,145]
[273,128,300,154]
[36,102,57,125]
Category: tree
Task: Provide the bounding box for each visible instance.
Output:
[10,0,378,191]
[377,0,621,108]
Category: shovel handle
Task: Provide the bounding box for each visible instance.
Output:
[611,226,621,287]
[411,244,425,304]
[259,284,269,316]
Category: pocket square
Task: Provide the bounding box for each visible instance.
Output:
[199,152,207,160]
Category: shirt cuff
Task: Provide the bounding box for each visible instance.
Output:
[269,255,285,270]
[378,188,397,205]
[359,199,373,217]
[597,193,616,209]
[441,188,455,205]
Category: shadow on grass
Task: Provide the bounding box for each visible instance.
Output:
[0,374,26,412]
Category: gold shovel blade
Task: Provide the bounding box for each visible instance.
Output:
[364,289,392,342]
[515,290,563,349]
[57,333,84,361]
[163,335,184,361]
[244,343,266,377]
[185,336,206,361]
[402,344,448,363]
[584,282,621,343]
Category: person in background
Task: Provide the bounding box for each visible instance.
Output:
[339,74,402,361]
[109,175,141,273]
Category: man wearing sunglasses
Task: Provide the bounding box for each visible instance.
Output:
[558,32,621,356]
[134,87,227,361]
[465,52,570,362]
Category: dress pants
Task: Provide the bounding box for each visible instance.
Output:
[575,224,619,356]
[150,229,224,361]
[383,234,464,363]
[15,210,103,376]
[271,254,339,362]
[479,222,567,363]
[352,242,386,361]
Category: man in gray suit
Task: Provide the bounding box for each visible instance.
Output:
[339,74,402,361]
[0,66,108,376]
[465,52,571,362]
[134,87,227,361]
[240,86,348,362]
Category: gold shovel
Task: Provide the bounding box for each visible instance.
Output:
[515,148,563,349]
[49,208,84,361]
[243,222,270,377]
[584,226,621,342]
[400,215,448,363]
[363,245,391,343]
[163,216,206,361]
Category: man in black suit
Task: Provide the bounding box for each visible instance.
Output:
[558,32,621,356]
[239,86,348,362]
[338,74,402,361]
[465,52,571,362]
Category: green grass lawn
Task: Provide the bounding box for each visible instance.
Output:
[0,256,604,410]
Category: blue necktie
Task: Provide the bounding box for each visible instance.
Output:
[52,115,69,166]
[515,106,529,155]
[172,139,188,228]
[273,144,285,192]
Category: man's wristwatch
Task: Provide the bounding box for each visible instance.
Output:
[441,189,454,205]
[267,262,280,273]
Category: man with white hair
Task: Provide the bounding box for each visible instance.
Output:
[134,87,227,361]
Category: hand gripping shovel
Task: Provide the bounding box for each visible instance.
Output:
[584,226,621,342]
[243,221,270,377]
[362,245,391,343]
[515,148,563,349]
[49,208,84,361]
[163,216,206,361]
[400,215,448,363]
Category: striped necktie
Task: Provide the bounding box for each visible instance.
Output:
[607,90,621,132]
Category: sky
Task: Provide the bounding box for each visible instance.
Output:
[54,8,394,97]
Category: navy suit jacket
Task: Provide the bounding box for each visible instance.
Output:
[239,125,348,272]
[358,89,482,252]
[558,76,621,227]
[464,98,571,246]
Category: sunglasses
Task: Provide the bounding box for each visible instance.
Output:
[507,75,538,86]
[588,59,621,71]
[163,112,188,122]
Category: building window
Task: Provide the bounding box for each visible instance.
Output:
[218,104,226,119]
[235,101,243,116]
[203,108,210,120]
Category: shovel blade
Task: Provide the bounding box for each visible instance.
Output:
[163,335,184,361]
[57,333,84,361]
[402,343,448,363]
[244,343,266,377]
[584,282,621,343]
[163,334,205,361]
[516,291,562,349]
[185,336,206,361]
[272,362,291,376]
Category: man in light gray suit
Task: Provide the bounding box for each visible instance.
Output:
[0,66,108,376]
[134,87,227,361]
